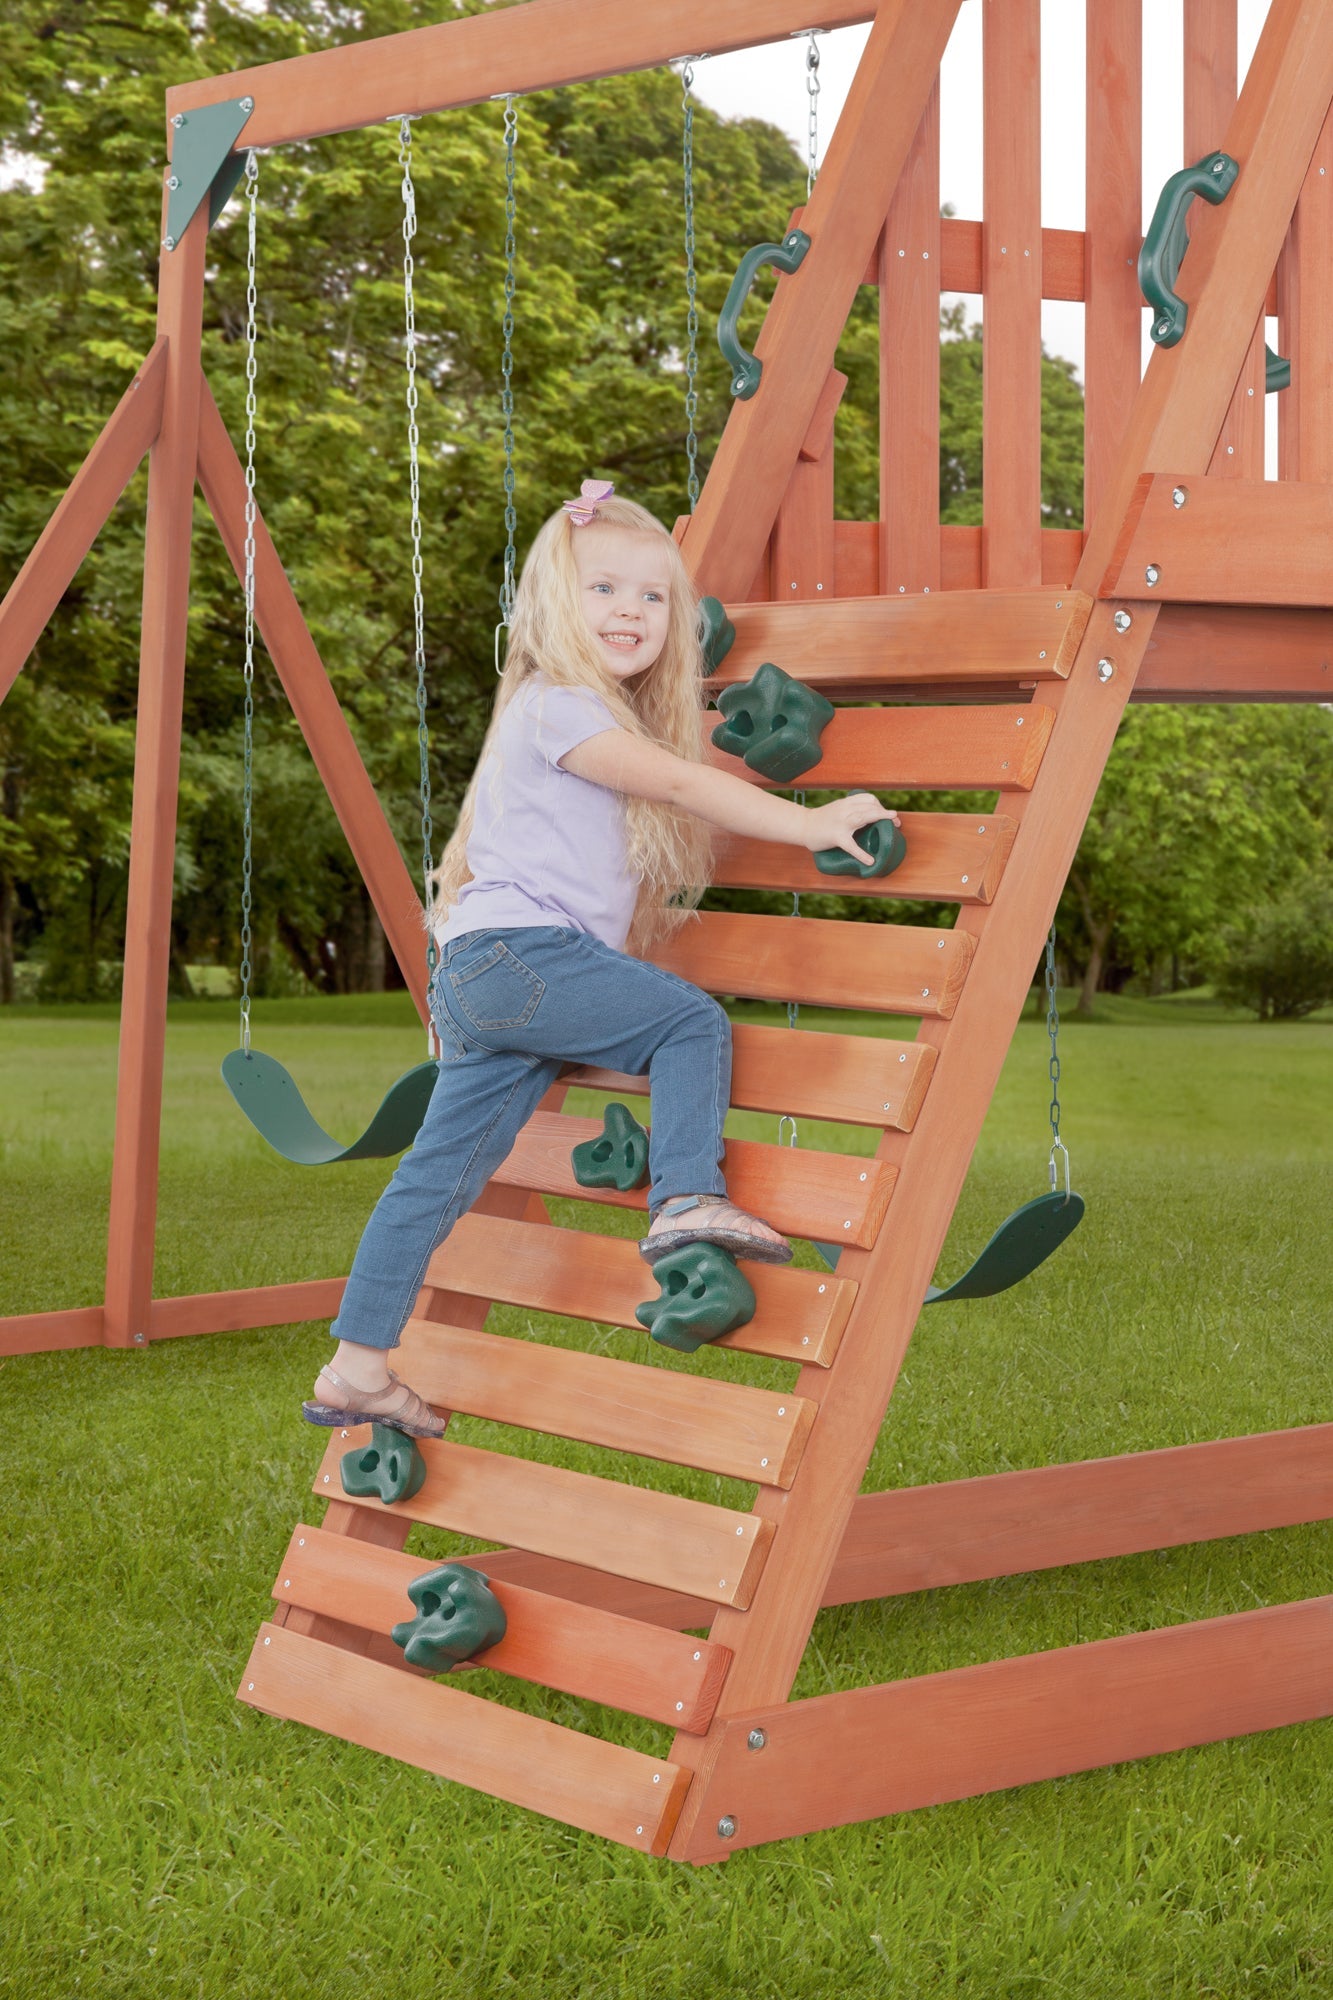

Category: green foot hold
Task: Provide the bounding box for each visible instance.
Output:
[391,1563,507,1671]
[698,597,736,674]
[814,816,907,880]
[710,661,834,785]
[339,1424,427,1505]
[571,1101,650,1192]
[636,1242,757,1355]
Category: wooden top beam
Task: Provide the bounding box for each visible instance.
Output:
[165,0,875,149]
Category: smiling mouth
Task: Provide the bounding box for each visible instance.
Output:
[600,632,641,649]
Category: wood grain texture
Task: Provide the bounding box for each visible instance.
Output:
[314,1430,776,1608]
[715,591,1088,686]
[147,1279,345,1339]
[652,912,974,1020]
[1277,105,1333,481]
[704,704,1053,792]
[769,370,844,600]
[395,1319,816,1489]
[681,1595,1333,1857]
[0,342,166,703]
[0,1306,106,1358]
[1137,603,1333,701]
[239,1622,691,1854]
[712,813,1015,906]
[271,1525,732,1732]
[879,80,941,595]
[1084,0,1143,524]
[982,0,1042,588]
[1101,474,1333,604]
[423,1212,857,1366]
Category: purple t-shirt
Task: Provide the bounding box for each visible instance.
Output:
[434,676,637,953]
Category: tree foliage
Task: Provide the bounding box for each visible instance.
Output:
[1210,870,1333,1021]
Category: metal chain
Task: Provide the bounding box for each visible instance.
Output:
[805,31,821,198]
[785,789,805,1033]
[681,61,700,512]
[497,95,519,649]
[400,118,437,1031]
[238,148,259,1055]
[1046,923,1071,1197]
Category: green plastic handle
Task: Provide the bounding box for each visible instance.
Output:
[1139,151,1239,349]
[717,228,812,400]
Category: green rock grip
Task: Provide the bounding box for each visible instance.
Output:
[814,817,907,880]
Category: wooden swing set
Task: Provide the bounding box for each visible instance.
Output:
[2,0,1332,1861]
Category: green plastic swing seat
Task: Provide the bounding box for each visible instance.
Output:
[220,1047,439,1166]
[815,1188,1085,1301]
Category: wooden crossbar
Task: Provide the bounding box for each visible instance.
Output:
[1103,474,1333,606]
[712,592,1089,687]
[713,813,1015,905]
[1138,603,1333,700]
[653,912,974,1018]
[704,706,1054,792]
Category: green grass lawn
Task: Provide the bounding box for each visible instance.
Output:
[1,995,1330,1999]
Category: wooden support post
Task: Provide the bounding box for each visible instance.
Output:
[878,80,940,596]
[103,211,208,1350]
[0,343,167,705]
[982,0,1042,587]
[1276,103,1333,480]
[768,369,845,599]
[1084,0,1142,527]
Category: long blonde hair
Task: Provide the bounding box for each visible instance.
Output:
[430,495,712,953]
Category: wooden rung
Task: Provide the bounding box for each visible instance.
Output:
[396,1320,816,1489]
[496,1107,895,1248]
[709,591,1090,687]
[272,1525,732,1732]
[239,1622,691,1854]
[426,1213,856,1366]
[314,1430,775,1608]
[713,813,1015,905]
[704,704,1053,793]
[652,912,974,1019]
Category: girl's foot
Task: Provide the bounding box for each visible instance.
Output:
[302,1365,446,1439]
[640,1193,793,1266]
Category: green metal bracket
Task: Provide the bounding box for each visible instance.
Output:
[164,95,255,250]
[718,228,812,400]
[1139,150,1290,391]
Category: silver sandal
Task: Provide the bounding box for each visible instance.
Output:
[638,1193,793,1267]
[302,1366,446,1439]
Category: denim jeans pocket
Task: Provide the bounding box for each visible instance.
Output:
[448,937,546,1031]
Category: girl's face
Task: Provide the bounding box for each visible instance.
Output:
[571,526,673,680]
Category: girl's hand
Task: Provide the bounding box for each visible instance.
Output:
[800,793,898,864]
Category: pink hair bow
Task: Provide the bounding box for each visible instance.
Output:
[562,479,615,526]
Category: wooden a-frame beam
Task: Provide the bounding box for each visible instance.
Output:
[164,0,875,150]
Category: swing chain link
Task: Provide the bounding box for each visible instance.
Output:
[239,147,259,1056]
[805,31,821,198]
[399,119,438,1032]
[681,61,700,513]
[786,789,805,1032]
[1046,923,1071,1198]
[497,95,519,649]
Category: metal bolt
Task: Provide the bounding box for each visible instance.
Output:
[263,1636,270,1646]
[1155,315,1172,339]
[132,1330,146,1345]
[323,1475,330,1484]
[1144,564,1160,586]
[736,1526,744,1535]
[937,939,946,949]
[653,1774,661,1784]
[882,1100,892,1109]
[817,1283,826,1294]
[747,1729,767,1751]
[801,1334,810,1344]
[790,581,797,591]
[978,824,986,832]
[717,1816,738,1838]
[1015,717,1024,728]
[778,1407,786,1416]
[693,1651,701,1661]
[842,1220,851,1230]
[298,1538,305,1546]
[282,1579,290,1589]
[961,874,969,885]
[1113,609,1132,633]
[760,1457,768,1468]
[1171,486,1188,509]
[636,1825,644,1836]
[676,1701,684,1712]
[898,1053,907,1063]
[247,1681,254,1691]
[167,175,179,190]
[163,235,176,250]
[859,1170,868,1181]
[1210,155,1226,174]
[240,96,255,112]
[1098,658,1115,683]
[718,1581,726,1590]
[921,987,930,998]
[172,112,185,129]
[1038,649,1047,660]
[816,581,824,591]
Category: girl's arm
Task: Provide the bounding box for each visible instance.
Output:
[560,728,892,863]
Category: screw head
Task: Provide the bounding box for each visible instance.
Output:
[241,95,255,112]
[1113,609,1132,633]
[717,1816,737,1838]
[1210,155,1227,174]
[163,234,176,250]
[747,1729,767,1751]
[1155,315,1172,339]
[172,112,185,128]
[167,174,179,190]
[1098,658,1115,683]
[1171,485,1188,509]
[1144,564,1160,586]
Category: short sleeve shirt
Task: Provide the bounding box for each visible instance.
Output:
[434,676,638,953]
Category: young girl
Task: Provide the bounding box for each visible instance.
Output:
[303,484,889,1439]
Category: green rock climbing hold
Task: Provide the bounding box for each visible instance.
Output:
[635,1242,757,1355]
[698,597,736,674]
[710,661,835,785]
[339,1424,428,1506]
[814,816,907,880]
[391,1563,507,1671]
[571,1101,650,1192]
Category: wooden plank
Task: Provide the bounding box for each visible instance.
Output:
[981,0,1042,588]
[712,813,1015,906]
[569,1018,938,1131]
[1084,0,1143,526]
[394,1320,817,1489]
[714,591,1088,686]
[102,207,209,1350]
[197,378,429,1012]
[272,1525,732,1732]
[1136,603,1333,701]
[681,0,964,602]
[170,0,877,145]
[1101,474,1333,604]
[0,1305,105,1358]
[769,371,845,601]
[653,912,974,1020]
[879,80,940,595]
[147,1279,346,1339]
[824,1425,1333,1602]
[239,1622,691,1854]
[314,1430,775,1609]
[936,525,1084,591]
[493,1106,895,1249]
[705,704,1053,792]
[833,520,878,595]
[1277,104,1333,482]
[679,1595,1333,1857]
[425,1213,856,1366]
[0,342,167,705]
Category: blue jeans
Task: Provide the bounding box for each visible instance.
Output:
[330,925,732,1351]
